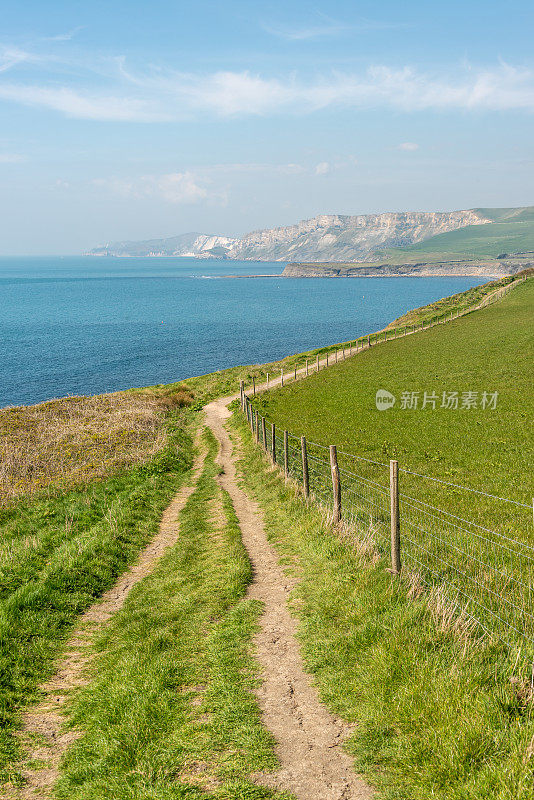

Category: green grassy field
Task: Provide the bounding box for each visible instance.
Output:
[230,411,534,800]
[253,278,533,525]
[249,278,534,644]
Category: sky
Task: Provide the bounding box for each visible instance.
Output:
[1,0,534,254]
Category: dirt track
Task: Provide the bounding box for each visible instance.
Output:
[6,390,373,800]
[205,396,373,800]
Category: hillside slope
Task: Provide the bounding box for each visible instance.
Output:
[253,278,534,521]
[392,206,534,260]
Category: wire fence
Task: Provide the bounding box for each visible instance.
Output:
[242,397,534,649]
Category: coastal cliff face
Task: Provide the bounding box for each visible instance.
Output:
[88,209,490,262]
[230,210,488,261]
[89,232,237,258]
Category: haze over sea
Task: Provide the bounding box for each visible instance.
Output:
[0,257,485,407]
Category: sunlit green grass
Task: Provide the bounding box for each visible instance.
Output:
[230,411,534,800]
[253,279,534,539]
[0,411,195,784]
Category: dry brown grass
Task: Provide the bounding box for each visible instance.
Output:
[0,387,194,505]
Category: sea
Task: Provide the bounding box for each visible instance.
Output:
[0,256,486,408]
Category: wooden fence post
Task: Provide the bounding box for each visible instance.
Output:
[261,416,267,451]
[367,334,370,347]
[301,436,309,498]
[326,352,329,367]
[240,380,244,409]
[266,372,269,389]
[253,376,256,396]
[316,354,320,371]
[306,359,309,376]
[281,368,284,387]
[272,422,276,464]
[390,460,401,574]
[284,430,289,479]
[330,445,341,523]
[294,365,297,381]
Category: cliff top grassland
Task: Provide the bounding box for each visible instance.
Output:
[251,276,534,538]
[1,274,533,798]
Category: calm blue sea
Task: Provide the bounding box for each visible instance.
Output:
[0,256,486,407]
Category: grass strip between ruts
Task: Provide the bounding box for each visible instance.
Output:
[55,428,293,800]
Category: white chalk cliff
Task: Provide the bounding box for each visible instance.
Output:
[89,209,490,262]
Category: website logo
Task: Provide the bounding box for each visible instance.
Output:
[376,389,396,411]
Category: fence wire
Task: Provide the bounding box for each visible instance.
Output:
[243,394,533,648]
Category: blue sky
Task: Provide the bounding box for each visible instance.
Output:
[1,0,534,254]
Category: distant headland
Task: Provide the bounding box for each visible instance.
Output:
[87,205,534,278]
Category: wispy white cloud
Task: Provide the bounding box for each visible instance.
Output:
[398,142,419,151]
[0,152,25,163]
[93,171,226,204]
[262,13,404,41]
[0,84,169,121]
[152,172,212,204]
[91,159,356,207]
[41,26,85,42]
[315,161,330,175]
[262,13,349,41]
[176,64,534,116]
[2,48,534,121]
[0,47,38,72]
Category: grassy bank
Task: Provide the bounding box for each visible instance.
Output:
[0,403,195,783]
[0,388,195,506]
[387,268,532,329]
[56,429,291,800]
[230,411,534,799]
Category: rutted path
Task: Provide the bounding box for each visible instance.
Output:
[205,396,373,800]
[4,434,205,800]
[7,393,373,800]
